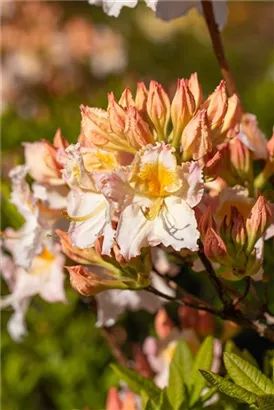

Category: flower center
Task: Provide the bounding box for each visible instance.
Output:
[136,162,179,197]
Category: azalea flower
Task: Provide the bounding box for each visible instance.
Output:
[0,244,66,341]
[88,0,228,29]
[96,143,204,259]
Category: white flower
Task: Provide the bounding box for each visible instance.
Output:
[88,0,228,29]
[1,245,66,342]
[96,143,203,260]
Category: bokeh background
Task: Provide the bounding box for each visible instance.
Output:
[1,1,274,409]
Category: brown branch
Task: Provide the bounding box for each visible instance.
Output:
[100,327,128,367]
[201,0,243,109]
[233,277,251,307]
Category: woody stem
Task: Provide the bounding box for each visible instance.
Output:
[201,0,243,108]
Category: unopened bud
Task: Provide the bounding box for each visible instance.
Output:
[219,94,241,137]
[171,78,195,138]
[107,92,127,136]
[119,88,135,108]
[53,129,69,150]
[203,150,223,180]
[204,227,229,264]
[246,196,272,253]
[198,206,216,238]
[202,80,228,130]
[231,212,247,249]
[125,106,154,149]
[147,81,170,139]
[229,137,252,181]
[80,105,110,146]
[188,72,203,107]
[135,82,148,112]
[181,109,212,161]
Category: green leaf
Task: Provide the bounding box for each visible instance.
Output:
[200,370,258,405]
[111,364,161,400]
[166,339,193,409]
[189,336,214,406]
[225,341,258,368]
[257,394,274,408]
[224,353,274,395]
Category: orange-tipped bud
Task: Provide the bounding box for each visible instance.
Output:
[198,206,216,238]
[229,137,252,181]
[53,128,69,150]
[181,109,212,160]
[80,105,110,146]
[188,72,203,107]
[171,78,195,137]
[204,227,229,264]
[219,94,241,136]
[119,87,135,108]
[231,212,247,249]
[147,80,170,138]
[56,230,101,265]
[203,150,223,180]
[154,308,175,340]
[135,81,148,112]
[107,92,127,136]
[125,106,154,149]
[203,80,228,130]
[246,196,272,253]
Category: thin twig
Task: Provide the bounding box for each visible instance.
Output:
[201,0,243,109]
[100,327,128,367]
[233,277,251,307]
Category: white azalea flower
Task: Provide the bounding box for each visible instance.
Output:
[88,0,228,29]
[96,143,203,260]
[0,245,66,342]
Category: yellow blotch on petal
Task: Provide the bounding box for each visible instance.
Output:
[136,162,179,197]
[83,150,118,172]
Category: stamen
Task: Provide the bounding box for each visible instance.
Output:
[141,198,163,221]
[63,202,106,222]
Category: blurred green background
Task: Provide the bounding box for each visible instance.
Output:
[1,1,274,409]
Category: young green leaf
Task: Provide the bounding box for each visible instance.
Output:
[200,370,258,405]
[224,353,274,395]
[166,339,193,409]
[111,364,161,399]
[189,336,214,406]
[225,341,258,368]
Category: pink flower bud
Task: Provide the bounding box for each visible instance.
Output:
[203,80,228,130]
[171,78,195,137]
[203,150,223,180]
[66,266,107,296]
[53,128,69,151]
[119,87,135,108]
[125,106,154,149]
[135,81,148,112]
[80,105,110,146]
[107,92,127,136]
[146,80,170,138]
[246,195,272,252]
[198,206,216,238]
[219,94,241,136]
[204,227,229,264]
[181,109,212,160]
[188,72,203,107]
[231,212,247,249]
[229,137,252,181]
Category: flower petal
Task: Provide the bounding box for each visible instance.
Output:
[178,161,204,207]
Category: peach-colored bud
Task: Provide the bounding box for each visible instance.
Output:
[219,94,241,136]
[171,78,195,137]
[229,137,252,180]
[56,230,101,265]
[181,109,212,160]
[246,195,272,252]
[146,80,170,138]
[197,310,216,337]
[119,88,135,108]
[231,212,247,249]
[240,113,268,160]
[66,266,107,296]
[203,80,228,130]
[203,150,223,180]
[106,388,123,410]
[154,308,175,339]
[107,92,127,136]
[267,129,274,158]
[53,128,69,151]
[125,106,154,149]
[198,206,216,238]
[178,305,198,329]
[204,227,229,264]
[135,81,148,112]
[80,105,110,146]
[188,72,203,107]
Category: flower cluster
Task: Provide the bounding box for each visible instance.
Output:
[1,74,274,341]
